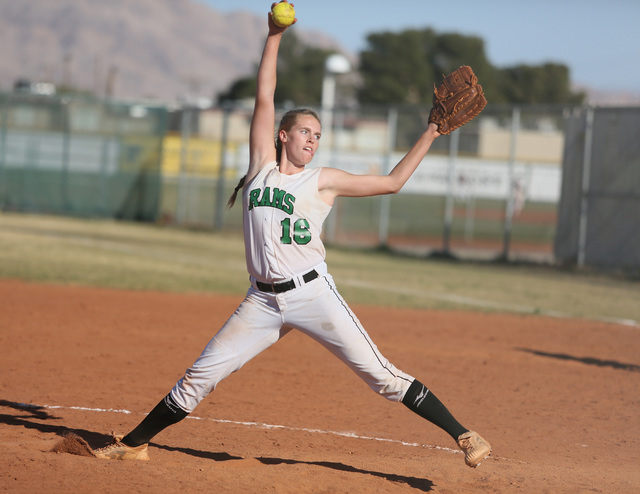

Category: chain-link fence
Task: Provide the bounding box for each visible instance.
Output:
[162,103,566,263]
[4,92,637,270]
[555,106,640,273]
[0,91,168,221]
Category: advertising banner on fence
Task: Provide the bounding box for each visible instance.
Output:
[315,151,561,203]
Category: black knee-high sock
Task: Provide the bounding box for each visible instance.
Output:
[122,394,188,447]
[402,379,468,440]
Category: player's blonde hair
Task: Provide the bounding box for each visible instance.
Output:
[227,108,321,208]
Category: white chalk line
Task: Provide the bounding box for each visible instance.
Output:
[16,401,526,464]
[32,402,455,452]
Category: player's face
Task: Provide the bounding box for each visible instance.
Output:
[281,115,322,165]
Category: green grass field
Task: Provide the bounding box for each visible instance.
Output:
[1,212,638,327]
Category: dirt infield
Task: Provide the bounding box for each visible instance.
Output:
[1,279,639,493]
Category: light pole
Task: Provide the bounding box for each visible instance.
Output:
[320,53,351,148]
[321,53,351,244]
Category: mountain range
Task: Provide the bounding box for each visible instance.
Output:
[0,0,636,106]
[0,0,343,104]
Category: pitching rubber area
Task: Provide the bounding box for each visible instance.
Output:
[1,279,639,492]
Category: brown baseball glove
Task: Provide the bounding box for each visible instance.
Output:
[428,65,487,135]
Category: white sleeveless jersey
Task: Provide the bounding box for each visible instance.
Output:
[242,161,332,282]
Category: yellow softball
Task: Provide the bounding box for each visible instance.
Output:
[271,2,296,27]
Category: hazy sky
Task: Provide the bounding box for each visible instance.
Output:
[204,0,640,95]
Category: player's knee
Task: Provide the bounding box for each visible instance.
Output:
[371,377,412,402]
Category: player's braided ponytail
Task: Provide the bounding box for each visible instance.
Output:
[226,174,246,209]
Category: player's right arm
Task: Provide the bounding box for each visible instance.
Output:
[247,10,292,182]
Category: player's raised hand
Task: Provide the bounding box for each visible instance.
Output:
[269,1,296,33]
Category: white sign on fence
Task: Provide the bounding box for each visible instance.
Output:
[315,151,561,203]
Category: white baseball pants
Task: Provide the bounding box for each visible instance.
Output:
[170,272,415,413]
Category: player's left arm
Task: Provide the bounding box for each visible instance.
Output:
[318,123,440,205]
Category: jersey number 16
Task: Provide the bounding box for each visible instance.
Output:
[280,218,311,245]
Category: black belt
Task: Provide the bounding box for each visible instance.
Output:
[256,270,319,294]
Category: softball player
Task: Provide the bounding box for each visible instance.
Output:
[95,2,491,468]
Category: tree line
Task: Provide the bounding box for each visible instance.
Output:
[219,28,585,107]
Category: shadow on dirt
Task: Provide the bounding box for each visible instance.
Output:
[257,456,434,491]
[152,443,434,491]
[151,442,244,462]
[0,399,111,446]
[1,399,434,490]
[517,348,640,372]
